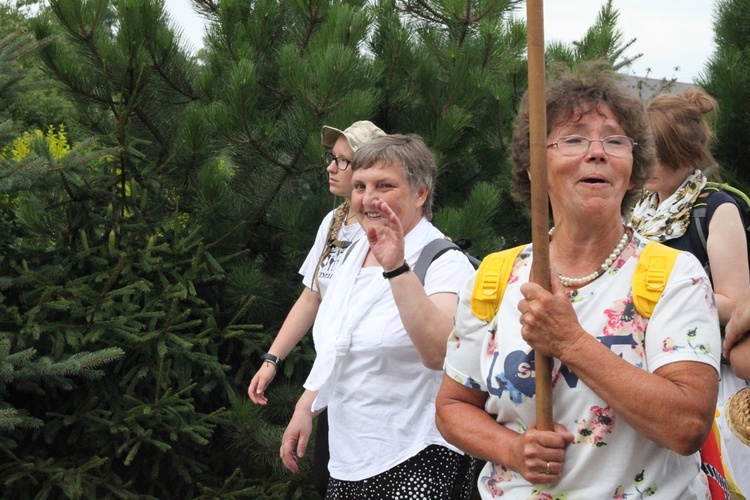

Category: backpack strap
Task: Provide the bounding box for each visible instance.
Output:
[471,244,527,322]
[632,242,679,318]
[412,238,480,285]
[469,241,677,322]
[413,238,458,284]
[687,184,719,271]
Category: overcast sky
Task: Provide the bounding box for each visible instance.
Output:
[164,0,719,84]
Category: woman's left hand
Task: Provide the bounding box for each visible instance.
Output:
[517,281,585,359]
[510,423,573,485]
[366,200,406,272]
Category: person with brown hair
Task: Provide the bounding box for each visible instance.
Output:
[281,134,476,499]
[631,87,749,496]
[631,88,748,326]
[437,70,720,498]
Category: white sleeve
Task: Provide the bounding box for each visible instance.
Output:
[644,252,721,373]
[443,272,489,390]
[422,248,477,297]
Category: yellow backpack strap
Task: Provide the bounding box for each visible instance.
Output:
[632,242,679,318]
[471,244,527,322]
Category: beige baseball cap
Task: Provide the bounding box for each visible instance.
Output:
[321,120,386,152]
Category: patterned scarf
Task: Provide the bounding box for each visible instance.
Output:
[630,169,707,242]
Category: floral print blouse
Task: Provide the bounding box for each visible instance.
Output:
[444,233,721,499]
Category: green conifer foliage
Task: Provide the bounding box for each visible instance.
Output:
[699,0,750,191]
[0,1,262,496]
[0,29,128,498]
[0,0,650,496]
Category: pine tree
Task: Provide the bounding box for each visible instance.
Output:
[369,0,524,250]
[205,0,646,495]
[1,0,650,497]
[196,1,394,495]
[698,0,750,191]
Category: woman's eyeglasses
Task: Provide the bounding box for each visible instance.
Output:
[323,152,352,170]
[547,135,637,157]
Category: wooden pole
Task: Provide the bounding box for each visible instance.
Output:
[526,0,553,431]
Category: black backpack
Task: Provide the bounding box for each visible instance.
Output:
[412,237,481,283]
[687,182,750,278]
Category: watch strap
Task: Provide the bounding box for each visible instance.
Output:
[382,260,410,279]
[261,352,283,369]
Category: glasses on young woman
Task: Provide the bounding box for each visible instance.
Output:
[323,152,352,170]
[547,135,637,157]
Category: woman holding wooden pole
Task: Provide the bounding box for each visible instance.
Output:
[435,69,721,498]
[526,0,554,433]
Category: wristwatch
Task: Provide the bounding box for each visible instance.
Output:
[383,260,410,279]
[260,352,283,370]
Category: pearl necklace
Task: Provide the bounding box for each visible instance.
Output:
[551,226,632,287]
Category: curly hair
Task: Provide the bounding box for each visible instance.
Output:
[511,68,656,215]
[647,87,721,181]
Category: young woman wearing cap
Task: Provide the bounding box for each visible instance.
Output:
[248,120,385,403]
[248,121,385,494]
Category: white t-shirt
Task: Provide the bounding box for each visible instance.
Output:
[312,219,476,481]
[444,234,721,499]
[299,208,364,299]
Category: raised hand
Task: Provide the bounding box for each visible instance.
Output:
[366,199,406,272]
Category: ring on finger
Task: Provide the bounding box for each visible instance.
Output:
[545,461,550,475]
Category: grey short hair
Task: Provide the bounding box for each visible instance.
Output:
[351,134,437,220]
